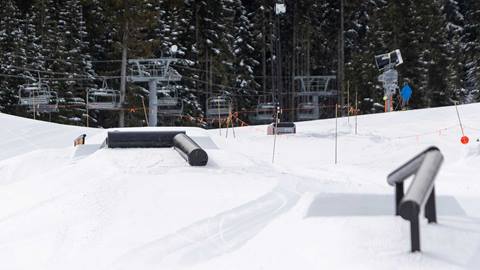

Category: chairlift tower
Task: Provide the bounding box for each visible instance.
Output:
[293,75,337,121]
[128,58,182,126]
[375,49,403,112]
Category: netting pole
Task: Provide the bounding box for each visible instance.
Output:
[335,104,338,164]
[454,101,465,136]
[272,106,279,163]
[355,88,358,135]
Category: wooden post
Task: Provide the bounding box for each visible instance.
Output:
[347,80,350,124]
[218,99,222,136]
[355,88,358,135]
[33,82,37,120]
[86,103,89,127]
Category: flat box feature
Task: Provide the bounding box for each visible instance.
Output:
[107,131,186,148]
[267,122,296,135]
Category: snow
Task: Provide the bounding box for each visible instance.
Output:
[2,104,480,269]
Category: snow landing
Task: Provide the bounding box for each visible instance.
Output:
[2,104,480,269]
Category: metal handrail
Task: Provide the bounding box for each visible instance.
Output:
[387,146,444,252]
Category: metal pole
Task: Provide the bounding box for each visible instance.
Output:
[218,99,222,136]
[141,96,148,126]
[425,187,437,223]
[347,80,350,124]
[395,182,404,216]
[86,102,89,127]
[148,80,158,126]
[410,216,421,252]
[337,0,345,115]
[272,106,279,163]
[33,89,36,120]
[119,18,128,127]
[335,104,338,164]
[454,101,465,136]
[226,113,230,138]
[33,76,39,120]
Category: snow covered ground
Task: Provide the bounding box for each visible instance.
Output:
[1,104,480,270]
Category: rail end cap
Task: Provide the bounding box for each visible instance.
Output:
[399,200,420,221]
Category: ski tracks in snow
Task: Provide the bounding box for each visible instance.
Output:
[114,180,301,270]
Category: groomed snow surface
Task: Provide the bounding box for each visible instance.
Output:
[1,104,480,270]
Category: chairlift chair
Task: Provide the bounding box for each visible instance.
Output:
[294,75,338,121]
[128,59,182,82]
[157,85,184,116]
[206,96,233,123]
[297,102,319,121]
[158,97,184,116]
[86,84,121,110]
[18,83,59,113]
[250,102,277,125]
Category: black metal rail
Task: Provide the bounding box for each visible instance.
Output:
[173,133,208,166]
[387,146,444,252]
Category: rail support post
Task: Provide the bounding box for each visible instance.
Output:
[410,215,421,252]
[395,182,404,216]
[425,187,437,223]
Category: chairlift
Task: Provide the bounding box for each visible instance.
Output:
[206,96,233,123]
[157,85,183,116]
[18,83,59,113]
[294,75,337,121]
[250,102,277,125]
[297,102,320,121]
[86,81,121,110]
[128,59,182,82]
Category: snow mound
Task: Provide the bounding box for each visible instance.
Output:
[2,103,480,270]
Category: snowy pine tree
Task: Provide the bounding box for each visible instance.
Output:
[463,0,480,100]
[443,0,467,102]
[0,0,26,113]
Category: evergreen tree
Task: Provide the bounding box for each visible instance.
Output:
[463,0,480,100]
[415,0,450,106]
[250,1,273,102]
[0,0,26,113]
[1,0,480,126]
[229,0,258,111]
[345,0,379,108]
[443,0,467,102]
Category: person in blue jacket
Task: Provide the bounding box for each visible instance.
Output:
[400,83,412,109]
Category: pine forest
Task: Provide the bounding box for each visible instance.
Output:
[0,0,479,128]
